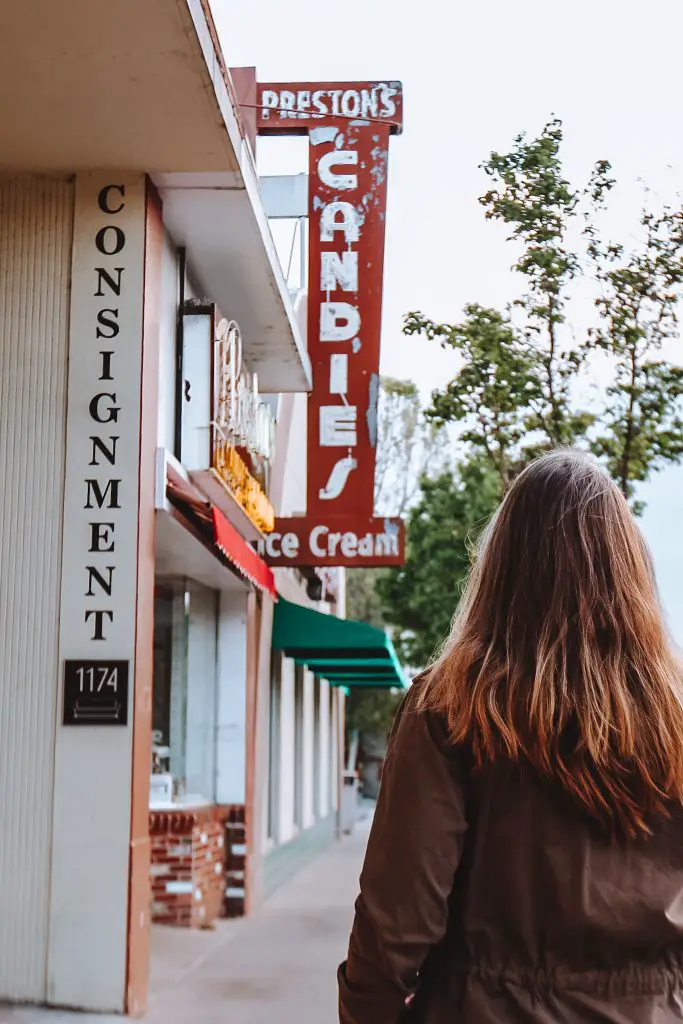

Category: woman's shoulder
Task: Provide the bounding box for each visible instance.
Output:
[393,670,434,723]
[391,671,469,766]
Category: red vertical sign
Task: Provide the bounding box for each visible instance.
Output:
[256,82,405,568]
[307,120,391,519]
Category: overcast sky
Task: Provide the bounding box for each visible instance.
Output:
[213,0,683,638]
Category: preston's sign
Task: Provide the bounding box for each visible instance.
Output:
[257,80,405,568]
[258,81,403,133]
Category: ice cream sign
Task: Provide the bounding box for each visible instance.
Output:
[256,80,405,568]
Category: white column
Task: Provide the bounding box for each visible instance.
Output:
[278,657,297,843]
[330,686,340,812]
[169,590,189,784]
[318,679,331,820]
[156,231,179,452]
[249,595,275,910]
[302,669,315,828]
[184,584,218,800]
[48,173,149,1012]
[261,661,273,849]
[215,591,249,805]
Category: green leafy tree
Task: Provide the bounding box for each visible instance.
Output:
[344,568,385,629]
[345,688,403,740]
[405,120,683,502]
[587,206,683,498]
[373,375,450,517]
[345,376,450,746]
[378,460,501,668]
[379,121,683,670]
[405,304,538,489]
[480,119,612,448]
[346,375,449,626]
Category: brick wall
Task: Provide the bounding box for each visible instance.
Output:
[222,805,247,917]
[149,807,226,928]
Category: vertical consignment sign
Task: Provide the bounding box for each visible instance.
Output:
[58,175,145,699]
[49,173,147,1011]
[257,81,405,567]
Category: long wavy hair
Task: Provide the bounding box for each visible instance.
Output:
[423,450,683,837]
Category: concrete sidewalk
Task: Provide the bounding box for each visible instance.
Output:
[0,813,369,1024]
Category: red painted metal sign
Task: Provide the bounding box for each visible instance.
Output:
[257,82,403,135]
[256,516,405,568]
[305,118,391,520]
[257,81,405,567]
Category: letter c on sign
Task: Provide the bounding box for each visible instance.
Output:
[98,185,126,215]
[318,151,358,191]
[265,533,282,558]
[310,526,328,558]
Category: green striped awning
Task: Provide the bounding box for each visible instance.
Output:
[272,598,408,690]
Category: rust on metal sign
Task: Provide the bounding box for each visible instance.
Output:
[255,516,405,568]
[256,80,404,567]
[305,117,392,520]
[257,81,403,135]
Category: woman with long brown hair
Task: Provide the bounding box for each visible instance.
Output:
[339,450,683,1023]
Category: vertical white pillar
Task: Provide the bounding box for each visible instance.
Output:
[185,584,218,800]
[216,591,249,805]
[278,657,297,843]
[47,174,149,1013]
[330,686,340,812]
[249,596,275,910]
[318,679,331,820]
[302,669,315,829]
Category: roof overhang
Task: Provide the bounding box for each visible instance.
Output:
[0,0,310,392]
[155,448,277,598]
[189,467,265,544]
[156,508,249,595]
[157,169,310,392]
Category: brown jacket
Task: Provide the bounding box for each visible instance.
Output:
[339,681,683,1023]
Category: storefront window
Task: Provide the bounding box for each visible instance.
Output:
[152,578,218,807]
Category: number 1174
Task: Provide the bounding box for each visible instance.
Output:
[76,666,118,693]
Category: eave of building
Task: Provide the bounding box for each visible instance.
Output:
[0,0,310,393]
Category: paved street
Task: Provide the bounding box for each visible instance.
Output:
[0,813,369,1024]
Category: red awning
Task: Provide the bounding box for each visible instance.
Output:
[211,507,278,600]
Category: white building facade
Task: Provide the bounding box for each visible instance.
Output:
[0,4,408,1015]
[0,1,348,1015]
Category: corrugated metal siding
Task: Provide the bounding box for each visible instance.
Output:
[0,176,73,1001]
